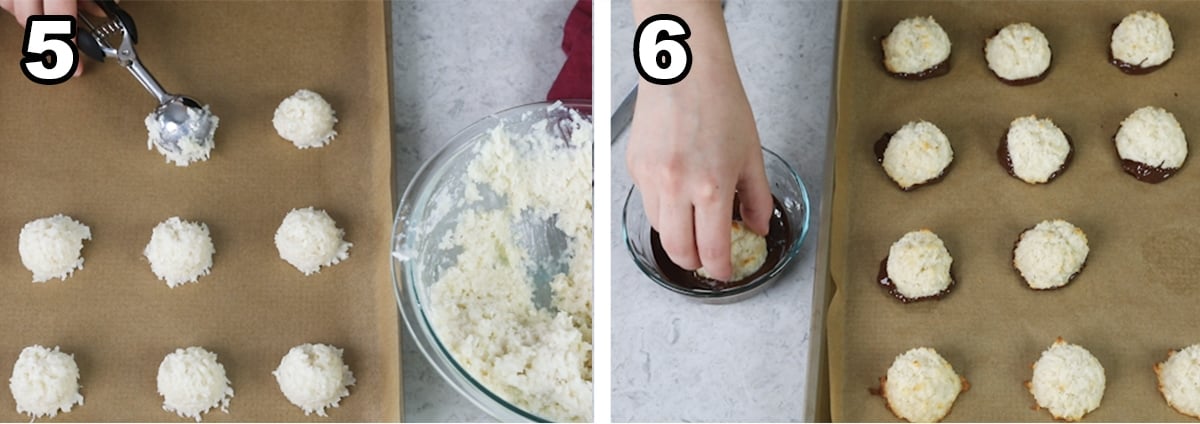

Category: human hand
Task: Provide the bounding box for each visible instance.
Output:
[1,0,103,78]
[627,0,771,282]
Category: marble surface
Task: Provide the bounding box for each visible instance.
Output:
[610,0,837,421]
[390,1,573,421]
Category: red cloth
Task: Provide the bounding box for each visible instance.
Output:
[547,0,592,101]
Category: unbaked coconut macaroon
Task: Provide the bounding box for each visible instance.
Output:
[879,347,967,422]
[1028,338,1106,421]
[985,23,1052,84]
[696,221,767,282]
[275,207,352,275]
[273,343,355,416]
[876,120,953,191]
[1156,344,1200,419]
[1000,115,1073,184]
[18,214,91,283]
[879,229,954,302]
[1013,219,1089,290]
[157,347,233,421]
[882,16,952,80]
[144,217,215,288]
[273,89,338,149]
[9,345,84,419]
[1115,106,1187,183]
[1111,10,1174,74]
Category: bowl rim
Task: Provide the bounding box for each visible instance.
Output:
[392,100,592,423]
[621,146,811,299]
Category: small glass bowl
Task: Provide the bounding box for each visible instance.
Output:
[392,101,591,422]
[622,146,810,304]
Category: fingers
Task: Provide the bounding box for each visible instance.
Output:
[639,188,660,232]
[13,0,42,26]
[694,185,734,281]
[657,198,700,271]
[737,154,774,236]
[41,0,82,77]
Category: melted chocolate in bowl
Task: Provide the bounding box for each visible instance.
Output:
[649,196,791,291]
[874,132,950,191]
[997,133,1074,183]
[876,256,955,303]
[1109,23,1170,75]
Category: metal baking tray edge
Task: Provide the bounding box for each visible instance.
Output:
[803,1,844,421]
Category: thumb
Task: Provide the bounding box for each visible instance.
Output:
[737,155,773,236]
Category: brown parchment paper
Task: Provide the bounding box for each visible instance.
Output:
[827,1,1200,421]
[0,1,399,421]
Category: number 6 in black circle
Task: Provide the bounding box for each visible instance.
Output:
[634,14,693,85]
[20,16,80,86]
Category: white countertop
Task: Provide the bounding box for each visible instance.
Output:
[390,1,573,421]
[390,0,837,421]
[610,0,836,421]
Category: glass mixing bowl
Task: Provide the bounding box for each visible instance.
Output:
[622,146,810,304]
[392,101,591,422]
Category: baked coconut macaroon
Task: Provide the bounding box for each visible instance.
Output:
[1115,106,1187,183]
[985,23,1052,84]
[696,221,767,282]
[882,16,952,80]
[1110,10,1174,74]
[1000,116,1073,184]
[1013,219,1089,290]
[879,347,968,422]
[878,229,954,303]
[876,120,953,191]
[1028,338,1106,421]
[1156,344,1200,419]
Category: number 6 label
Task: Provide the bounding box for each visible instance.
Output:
[20,16,79,85]
[634,14,692,85]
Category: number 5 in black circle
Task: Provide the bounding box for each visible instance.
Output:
[20,15,80,86]
[634,14,693,85]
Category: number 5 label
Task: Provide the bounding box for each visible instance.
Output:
[634,14,692,85]
[20,16,79,85]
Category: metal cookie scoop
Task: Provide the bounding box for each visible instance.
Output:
[76,0,215,155]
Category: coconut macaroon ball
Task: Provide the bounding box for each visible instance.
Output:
[273,343,355,417]
[880,120,953,190]
[18,214,92,283]
[985,23,1052,82]
[881,347,966,423]
[145,105,219,167]
[144,217,215,288]
[1003,116,1072,184]
[1013,220,1089,290]
[1111,10,1174,72]
[1156,344,1200,419]
[1116,106,1187,181]
[9,345,83,419]
[275,207,352,275]
[696,221,767,282]
[273,89,338,149]
[157,347,233,421]
[884,230,954,302]
[882,16,952,78]
[1029,338,1106,421]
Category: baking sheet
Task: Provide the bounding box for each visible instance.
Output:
[0,1,399,421]
[828,1,1200,421]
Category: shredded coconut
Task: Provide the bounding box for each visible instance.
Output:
[426,102,593,421]
[1157,344,1200,419]
[1116,106,1187,168]
[9,345,83,419]
[985,23,1052,81]
[145,104,218,167]
[274,207,352,275]
[273,89,338,149]
[157,347,233,421]
[1006,115,1070,184]
[887,229,953,299]
[882,16,951,74]
[883,347,964,423]
[1030,338,1105,421]
[1112,10,1173,68]
[697,221,767,281]
[882,120,953,189]
[273,343,355,417]
[144,217,215,288]
[18,214,91,283]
